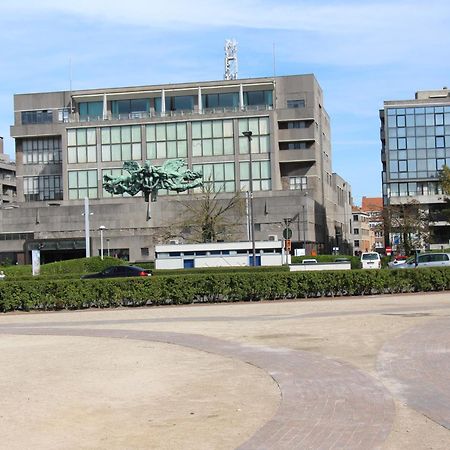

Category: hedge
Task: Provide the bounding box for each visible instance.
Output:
[1,267,450,312]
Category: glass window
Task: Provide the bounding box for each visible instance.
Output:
[436,136,445,148]
[287,99,305,108]
[23,137,62,165]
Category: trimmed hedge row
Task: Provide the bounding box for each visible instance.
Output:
[1,267,450,312]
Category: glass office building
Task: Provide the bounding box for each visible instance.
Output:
[381,88,450,248]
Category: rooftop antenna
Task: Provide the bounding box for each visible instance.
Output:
[69,57,74,113]
[224,39,238,80]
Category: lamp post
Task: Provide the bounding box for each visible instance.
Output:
[99,225,106,260]
[83,197,91,258]
[242,130,257,266]
[106,238,110,257]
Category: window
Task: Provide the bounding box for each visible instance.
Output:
[67,128,97,164]
[68,170,98,199]
[23,137,62,164]
[101,125,141,161]
[354,239,360,247]
[192,120,234,157]
[287,99,305,109]
[21,110,53,125]
[436,136,445,148]
[244,90,273,107]
[147,122,188,159]
[23,175,62,202]
[79,102,103,121]
[238,117,270,154]
[240,160,271,191]
[279,141,309,150]
[155,96,195,112]
[278,120,309,129]
[203,92,239,109]
[353,214,359,222]
[289,176,307,190]
[111,99,149,118]
[353,228,359,235]
[192,162,235,192]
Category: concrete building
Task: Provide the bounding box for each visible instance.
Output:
[2,74,352,263]
[381,88,450,249]
[0,137,16,205]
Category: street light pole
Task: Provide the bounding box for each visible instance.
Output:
[84,197,90,258]
[243,131,257,266]
[99,225,106,260]
[106,238,110,257]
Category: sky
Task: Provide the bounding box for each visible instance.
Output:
[1,0,450,204]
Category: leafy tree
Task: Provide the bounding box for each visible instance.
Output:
[438,165,450,220]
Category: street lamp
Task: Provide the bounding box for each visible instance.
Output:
[98,225,106,260]
[82,197,94,258]
[242,130,257,266]
[106,238,110,257]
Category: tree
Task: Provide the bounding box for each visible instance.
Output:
[162,181,246,243]
[438,165,450,221]
[383,200,430,255]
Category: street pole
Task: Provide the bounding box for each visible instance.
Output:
[302,204,306,250]
[99,225,106,260]
[243,131,257,266]
[84,197,90,258]
[106,239,110,257]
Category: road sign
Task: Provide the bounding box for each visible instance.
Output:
[284,239,292,251]
[283,228,293,239]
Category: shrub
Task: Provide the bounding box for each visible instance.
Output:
[1,267,450,313]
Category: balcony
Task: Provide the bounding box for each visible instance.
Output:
[67,104,274,124]
[279,148,316,163]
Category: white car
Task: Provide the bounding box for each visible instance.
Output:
[360,252,381,269]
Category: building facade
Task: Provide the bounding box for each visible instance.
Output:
[351,206,372,255]
[0,137,16,205]
[381,88,450,249]
[2,74,352,263]
[361,196,384,252]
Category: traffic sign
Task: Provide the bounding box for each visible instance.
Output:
[283,228,293,239]
[284,239,292,251]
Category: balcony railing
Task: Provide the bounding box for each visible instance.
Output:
[66,104,273,124]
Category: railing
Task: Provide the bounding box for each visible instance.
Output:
[66,104,273,124]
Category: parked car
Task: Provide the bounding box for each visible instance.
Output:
[390,253,450,269]
[335,257,350,263]
[301,258,318,264]
[81,265,152,279]
[360,252,381,269]
[388,256,409,269]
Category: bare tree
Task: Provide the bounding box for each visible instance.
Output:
[383,200,430,255]
[162,182,246,243]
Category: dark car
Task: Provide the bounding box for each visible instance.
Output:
[81,265,152,279]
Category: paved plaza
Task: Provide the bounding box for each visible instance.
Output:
[0,292,449,449]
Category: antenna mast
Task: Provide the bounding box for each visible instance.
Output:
[224,39,238,80]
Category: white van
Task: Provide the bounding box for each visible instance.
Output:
[360,252,381,269]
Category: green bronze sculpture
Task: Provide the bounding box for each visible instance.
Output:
[103,159,203,219]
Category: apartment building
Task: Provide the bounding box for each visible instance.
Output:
[351,206,373,255]
[361,196,384,252]
[381,88,450,249]
[2,74,352,263]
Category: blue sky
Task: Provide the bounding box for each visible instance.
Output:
[1,0,450,204]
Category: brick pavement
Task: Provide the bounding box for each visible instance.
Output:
[377,317,450,430]
[0,324,395,449]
